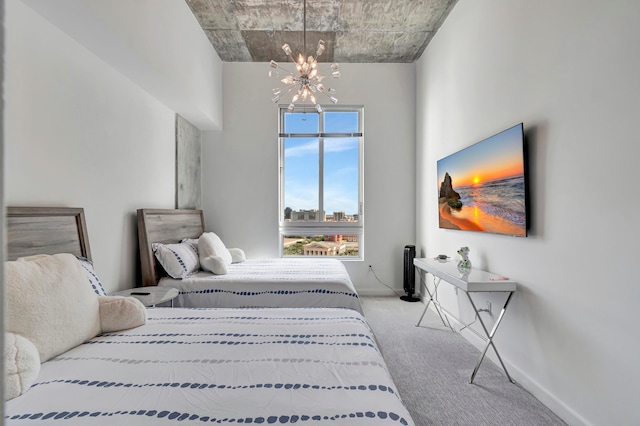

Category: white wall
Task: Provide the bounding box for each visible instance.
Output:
[20,0,223,130]
[202,62,416,295]
[4,0,222,291]
[416,1,640,425]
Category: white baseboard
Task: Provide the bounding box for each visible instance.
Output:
[433,306,591,426]
[358,287,403,297]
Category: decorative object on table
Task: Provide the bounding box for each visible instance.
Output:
[457,246,472,274]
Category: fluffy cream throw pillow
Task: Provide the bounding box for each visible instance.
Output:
[199,232,232,265]
[199,232,231,274]
[99,296,147,333]
[6,253,101,363]
[200,255,228,275]
[198,233,246,275]
[228,248,246,263]
[4,332,40,401]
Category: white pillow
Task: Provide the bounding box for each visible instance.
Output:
[6,253,101,363]
[200,255,228,275]
[98,296,147,333]
[76,256,108,296]
[199,232,232,265]
[228,248,246,263]
[4,332,40,401]
[18,255,108,296]
[180,237,199,254]
[153,242,200,279]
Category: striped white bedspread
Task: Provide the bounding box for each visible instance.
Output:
[6,308,414,425]
[158,258,363,314]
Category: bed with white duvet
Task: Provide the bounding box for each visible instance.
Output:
[138,209,363,313]
[159,257,363,313]
[6,307,413,425]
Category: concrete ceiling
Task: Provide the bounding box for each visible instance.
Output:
[185,0,458,63]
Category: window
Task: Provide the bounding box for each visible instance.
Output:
[279,106,364,259]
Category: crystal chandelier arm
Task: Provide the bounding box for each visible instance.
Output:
[316,40,325,58]
[270,60,296,74]
[280,44,299,65]
[315,90,338,104]
[272,84,298,103]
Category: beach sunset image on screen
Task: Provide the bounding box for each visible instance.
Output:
[437,123,527,237]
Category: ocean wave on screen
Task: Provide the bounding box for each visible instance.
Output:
[456,176,526,227]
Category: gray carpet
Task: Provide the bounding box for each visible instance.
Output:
[361,297,567,426]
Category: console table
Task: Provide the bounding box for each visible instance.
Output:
[413,257,517,383]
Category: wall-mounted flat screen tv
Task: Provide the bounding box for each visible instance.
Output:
[437,123,528,237]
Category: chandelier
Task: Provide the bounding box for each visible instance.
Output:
[268,0,340,113]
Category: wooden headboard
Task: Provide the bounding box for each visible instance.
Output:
[6,207,92,261]
[137,208,205,287]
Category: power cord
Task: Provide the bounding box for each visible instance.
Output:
[368,265,404,298]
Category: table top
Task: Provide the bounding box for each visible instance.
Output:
[414,257,517,292]
[112,286,179,306]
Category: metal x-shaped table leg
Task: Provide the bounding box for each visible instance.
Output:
[416,275,454,331]
[465,291,514,384]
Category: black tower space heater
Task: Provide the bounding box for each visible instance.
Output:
[401,245,420,302]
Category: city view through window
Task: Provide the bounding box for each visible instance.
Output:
[279,108,363,258]
[283,210,360,257]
